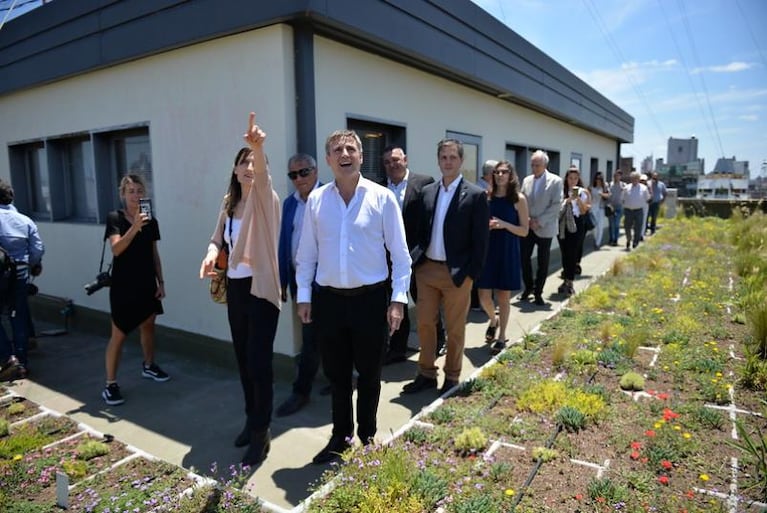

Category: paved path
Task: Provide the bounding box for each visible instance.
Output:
[12,235,631,512]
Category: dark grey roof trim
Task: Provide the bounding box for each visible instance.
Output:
[0,0,633,142]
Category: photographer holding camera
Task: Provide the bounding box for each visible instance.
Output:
[101,174,168,406]
[557,166,591,297]
[0,179,44,381]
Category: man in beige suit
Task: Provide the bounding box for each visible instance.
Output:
[519,150,562,306]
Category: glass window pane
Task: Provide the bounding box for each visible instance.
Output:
[29,146,51,216]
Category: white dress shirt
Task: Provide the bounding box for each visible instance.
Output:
[623,183,650,210]
[426,175,462,261]
[295,176,411,304]
[387,169,410,210]
[290,181,320,267]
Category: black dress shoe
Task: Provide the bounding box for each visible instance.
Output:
[234,423,250,448]
[242,428,271,467]
[519,288,533,301]
[533,295,545,306]
[383,351,407,365]
[402,375,438,394]
[275,393,309,417]
[575,264,582,276]
[440,379,459,395]
[312,436,351,464]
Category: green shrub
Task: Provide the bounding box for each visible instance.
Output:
[619,372,645,391]
[453,427,487,455]
[0,419,8,437]
[76,440,110,460]
[556,406,586,432]
[531,446,558,463]
[6,403,26,416]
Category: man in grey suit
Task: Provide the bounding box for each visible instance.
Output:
[519,150,563,306]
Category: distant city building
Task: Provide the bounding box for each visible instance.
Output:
[667,136,699,166]
[697,173,749,200]
[713,156,749,178]
[657,160,703,198]
[640,156,653,174]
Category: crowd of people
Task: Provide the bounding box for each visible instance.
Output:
[0,112,670,468]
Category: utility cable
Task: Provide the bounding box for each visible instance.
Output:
[676,0,726,159]
[656,0,718,159]
[582,0,666,141]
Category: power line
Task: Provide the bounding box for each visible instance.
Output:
[581,0,667,141]
[656,0,718,155]
[676,0,726,160]
[734,0,767,74]
[0,0,18,31]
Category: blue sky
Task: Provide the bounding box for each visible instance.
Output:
[471,0,767,176]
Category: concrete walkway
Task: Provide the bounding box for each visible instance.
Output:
[11,235,630,512]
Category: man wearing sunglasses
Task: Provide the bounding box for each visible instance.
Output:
[276,154,322,417]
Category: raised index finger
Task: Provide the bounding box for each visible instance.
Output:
[247,112,256,132]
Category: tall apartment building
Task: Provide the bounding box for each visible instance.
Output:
[667,136,699,165]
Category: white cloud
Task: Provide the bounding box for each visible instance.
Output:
[574,60,678,104]
[738,114,758,121]
[691,61,755,74]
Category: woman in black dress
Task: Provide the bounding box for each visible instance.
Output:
[102,174,168,406]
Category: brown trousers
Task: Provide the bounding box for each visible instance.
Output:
[415,260,472,381]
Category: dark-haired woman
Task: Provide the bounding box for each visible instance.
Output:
[102,174,167,407]
[199,114,281,466]
[476,161,529,354]
[557,167,591,297]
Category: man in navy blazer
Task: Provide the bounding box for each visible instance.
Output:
[402,139,490,395]
[276,153,322,417]
[379,146,438,364]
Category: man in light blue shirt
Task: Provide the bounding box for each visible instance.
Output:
[647,172,667,235]
[0,179,44,379]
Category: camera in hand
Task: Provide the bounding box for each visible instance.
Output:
[84,271,112,295]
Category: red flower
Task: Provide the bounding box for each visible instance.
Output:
[630,441,642,450]
[630,451,640,460]
[657,392,670,400]
[661,460,673,470]
[686,490,695,499]
[658,475,669,485]
[645,429,656,437]
[647,389,656,396]
[662,408,680,421]
[641,457,649,463]
[574,493,584,500]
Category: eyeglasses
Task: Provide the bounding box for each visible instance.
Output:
[288,167,313,180]
[493,169,510,175]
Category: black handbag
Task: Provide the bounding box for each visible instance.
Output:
[584,210,596,232]
[605,203,615,217]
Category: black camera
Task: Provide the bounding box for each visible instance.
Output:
[84,271,112,295]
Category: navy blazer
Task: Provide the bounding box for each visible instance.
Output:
[278,184,321,299]
[380,172,434,249]
[412,177,490,287]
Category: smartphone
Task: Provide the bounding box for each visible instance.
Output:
[138,198,153,220]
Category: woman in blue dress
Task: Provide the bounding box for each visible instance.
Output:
[477,161,529,354]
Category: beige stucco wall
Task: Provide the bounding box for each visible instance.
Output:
[313,36,615,183]
[0,25,298,354]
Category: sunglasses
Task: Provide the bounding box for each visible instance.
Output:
[493,169,510,175]
[288,167,313,180]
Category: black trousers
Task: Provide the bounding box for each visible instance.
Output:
[314,283,388,442]
[520,232,553,296]
[227,277,279,432]
[559,216,586,281]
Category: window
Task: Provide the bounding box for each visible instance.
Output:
[48,135,97,222]
[8,142,50,219]
[109,130,153,211]
[347,118,405,184]
[446,131,481,183]
[570,153,582,172]
[505,144,528,179]
[7,124,151,224]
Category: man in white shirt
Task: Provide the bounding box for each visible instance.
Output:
[622,170,650,250]
[296,130,411,464]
